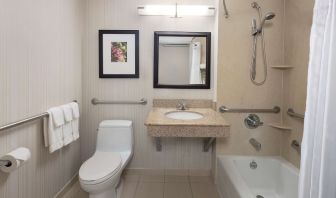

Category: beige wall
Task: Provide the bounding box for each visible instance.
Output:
[281,0,314,167]
[82,0,218,171]
[0,0,83,198]
[216,0,285,156]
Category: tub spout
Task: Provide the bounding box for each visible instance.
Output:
[249,138,261,151]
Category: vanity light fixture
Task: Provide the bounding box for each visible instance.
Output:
[137,4,216,17]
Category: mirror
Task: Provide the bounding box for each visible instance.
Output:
[154,31,211,89]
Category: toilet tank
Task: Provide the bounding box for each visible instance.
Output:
[96,120,133,152]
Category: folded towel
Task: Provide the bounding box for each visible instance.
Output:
[62,123,73,146]
[72,119,79,141]
[69,102,79,119]
[46,108,64,153]
[61,104,74,145]
[69,102,80,140]
[50,107,65,127]
[61,104,73,122]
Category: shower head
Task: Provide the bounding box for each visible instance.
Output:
[257,12,275,32]
[260,12,275,27]
[264,12,276,20]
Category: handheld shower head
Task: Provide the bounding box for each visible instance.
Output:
[256,12,275,33]
[260,12,275,28]
[264,12,276,20]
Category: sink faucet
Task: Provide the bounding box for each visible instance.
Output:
[176,100,188,110]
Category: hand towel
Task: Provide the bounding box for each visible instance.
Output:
[61,105,74,145]
[69,102,80,140]
[69,102,80,119]
[61,104,73,122]
[50,107,65,127]
[46,108,64,153]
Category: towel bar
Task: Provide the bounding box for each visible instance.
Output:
[0,100,78,133]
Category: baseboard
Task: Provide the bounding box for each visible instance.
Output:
[124,168,211,176]
[54,173,78,198]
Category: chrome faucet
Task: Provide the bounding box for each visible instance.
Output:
[249,138,261,151]
[176,100,188,110]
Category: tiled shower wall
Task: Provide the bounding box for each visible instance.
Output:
[281,0,314,167]
[216,0,285,157]
[0,0,83,197]
[216,0,314,168]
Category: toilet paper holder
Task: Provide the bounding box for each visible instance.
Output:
[0,159,11,167]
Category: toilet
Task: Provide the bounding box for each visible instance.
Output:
[79,120,133,198]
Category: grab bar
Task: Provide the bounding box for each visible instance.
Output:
[287,108,304,119]
[0,100,78,133]
[91,98,147,105]
[0,112,49,132]
[219,106,280,114]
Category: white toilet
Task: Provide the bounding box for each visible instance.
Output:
[79,120,133,198]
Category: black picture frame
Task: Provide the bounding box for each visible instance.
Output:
[99,30,139,78]
[154,31,211,89]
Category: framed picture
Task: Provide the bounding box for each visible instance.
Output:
[99,30,139,78]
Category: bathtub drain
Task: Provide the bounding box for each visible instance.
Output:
[256,195,264,198]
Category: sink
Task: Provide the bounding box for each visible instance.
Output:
[165,111,204,120]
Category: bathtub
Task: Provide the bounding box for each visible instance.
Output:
[217,155,299,198]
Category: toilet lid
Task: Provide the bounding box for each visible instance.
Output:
[79,151,122,184]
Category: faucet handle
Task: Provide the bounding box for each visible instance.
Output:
[177,100,188,110]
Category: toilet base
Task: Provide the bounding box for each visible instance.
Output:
[89,187,116,198]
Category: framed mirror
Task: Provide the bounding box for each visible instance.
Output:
[154,31,211,89]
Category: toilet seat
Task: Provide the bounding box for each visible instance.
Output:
[79,151,122,185]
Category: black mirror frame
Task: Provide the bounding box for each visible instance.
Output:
[154,31,211,89]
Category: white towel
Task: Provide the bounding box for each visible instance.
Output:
[50,107,65,127]
[69,102,80,140]
[46,108,64,153]
[69,102,79,119]
[61,105,74,145]
[61,104,73,122]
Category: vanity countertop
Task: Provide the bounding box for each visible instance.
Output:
[145,108,229,126]
[145,107,230,137]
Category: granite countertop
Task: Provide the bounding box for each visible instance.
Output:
[145,108,230,127]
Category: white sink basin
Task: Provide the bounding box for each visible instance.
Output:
[165,111,204,120]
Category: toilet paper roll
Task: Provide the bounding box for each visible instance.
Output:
[0,147,31,173]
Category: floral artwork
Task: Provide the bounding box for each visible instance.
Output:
[99,30,139,78]
[111,42,127,62]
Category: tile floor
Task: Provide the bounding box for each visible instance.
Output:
[61,174,220,198]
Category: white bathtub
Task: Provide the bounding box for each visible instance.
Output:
[217,155,299,198]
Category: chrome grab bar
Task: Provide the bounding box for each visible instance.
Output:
[91,98,147,105]
[219,106,280,114]
[0,112,49,132]
[0,100,78,133]
[287,108,304,119]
